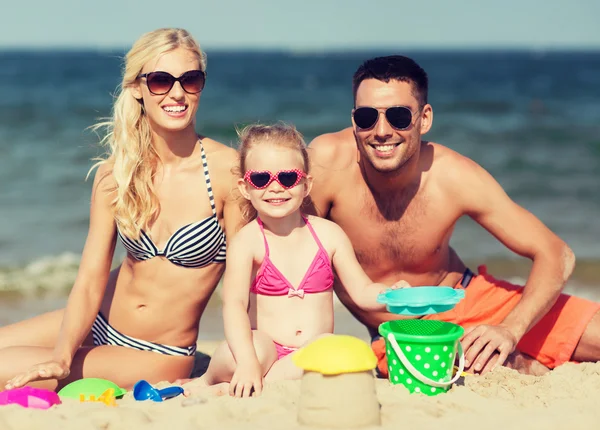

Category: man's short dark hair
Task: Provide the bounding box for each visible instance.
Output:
[352,55,428,107]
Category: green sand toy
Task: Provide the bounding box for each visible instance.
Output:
[58,378,127,399]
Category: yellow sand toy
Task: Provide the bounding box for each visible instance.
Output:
[292,334,377,375]
[293,335,381,428]
[79,388,117,407]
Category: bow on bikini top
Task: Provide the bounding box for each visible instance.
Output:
[117,141,226,268]
[250,216,334,298]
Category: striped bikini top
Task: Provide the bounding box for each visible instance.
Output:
[117,141,226,268]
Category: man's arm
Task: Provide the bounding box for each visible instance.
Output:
[448,153,575,372]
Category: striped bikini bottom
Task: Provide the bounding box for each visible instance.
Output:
[91,312,197,357]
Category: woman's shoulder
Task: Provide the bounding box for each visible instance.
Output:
[90,161,117,192]
[200,136,237,162]
[200,136,238,179]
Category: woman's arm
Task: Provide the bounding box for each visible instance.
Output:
[212,141,245,240]
[221,179,245,241]
[52,163,117,366]
[6,164,118,389]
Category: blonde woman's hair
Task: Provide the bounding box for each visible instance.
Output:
[89,28,207,239]
[236,123,310,222]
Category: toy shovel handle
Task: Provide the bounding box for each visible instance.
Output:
[157,386,184,400]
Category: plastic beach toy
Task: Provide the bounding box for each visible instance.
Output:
[79,388,118,406]
[379,319,465,396]
[133,380,184,402]
[292,335,377,375]
[57,378,127,400]
[377,286,465,316]
[0,387,61,409]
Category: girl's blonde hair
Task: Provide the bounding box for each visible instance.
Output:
[236,123,310,222]
[90,28,207,239]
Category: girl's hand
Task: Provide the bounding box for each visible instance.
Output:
[383,279,412,292]
[229,361,263,398]
[5,360,70,390]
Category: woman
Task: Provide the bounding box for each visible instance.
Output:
[0,28,242,391]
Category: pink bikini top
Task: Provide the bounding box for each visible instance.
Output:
[250,216,334,298]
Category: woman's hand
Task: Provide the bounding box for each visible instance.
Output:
[229,361,263,398]
[5,360,70,390]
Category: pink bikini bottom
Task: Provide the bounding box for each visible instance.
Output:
[273,341,298,360]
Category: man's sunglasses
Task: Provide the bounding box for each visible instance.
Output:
[352,106,418,131]
[137,70,206,95]
[244,169,306,189]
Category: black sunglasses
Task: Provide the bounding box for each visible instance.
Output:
[352,106,418,131]
[137,70,206,95]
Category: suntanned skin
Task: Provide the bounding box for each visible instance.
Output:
[0,47,244,391]
[307,78,600,375]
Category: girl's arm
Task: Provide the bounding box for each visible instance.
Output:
[330,222,406,311]
[221,228,260,369]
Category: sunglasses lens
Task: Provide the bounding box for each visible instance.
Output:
[353,107,379,129]
[386,107,413,129]
[180,70,206,93]
[249,172,271,188]
[277,171,299,188]
[146,72,174,95]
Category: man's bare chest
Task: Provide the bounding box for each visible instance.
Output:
[329,185,453,270]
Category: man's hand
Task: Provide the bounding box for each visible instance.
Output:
[461,324,518,374]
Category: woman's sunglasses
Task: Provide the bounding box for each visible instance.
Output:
[137,70,206,95]
[352,106,418,130]
[244,169,306,189]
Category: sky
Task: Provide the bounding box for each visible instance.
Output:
[1,0,599,51]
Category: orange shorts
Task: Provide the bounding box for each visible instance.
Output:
[372,265,600,378]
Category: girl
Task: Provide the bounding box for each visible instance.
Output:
[200,123,407,398]
[1,28,242,391]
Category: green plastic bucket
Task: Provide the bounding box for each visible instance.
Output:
[378,320,465,396]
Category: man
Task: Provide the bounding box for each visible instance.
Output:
[307,55,600,377]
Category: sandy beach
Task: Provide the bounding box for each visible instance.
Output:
[2,278,600,429]
[0,339,598,430]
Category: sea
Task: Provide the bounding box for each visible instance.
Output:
[1,49,599,337]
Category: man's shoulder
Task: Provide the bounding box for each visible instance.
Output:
[426,141,489,188]
[429,141,480,168]
[308,127,355,170]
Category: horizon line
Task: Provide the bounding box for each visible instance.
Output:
[1,44,599,54]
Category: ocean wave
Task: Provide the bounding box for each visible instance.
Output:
[0,252,79,296]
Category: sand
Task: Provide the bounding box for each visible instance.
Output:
[0,340,599,430]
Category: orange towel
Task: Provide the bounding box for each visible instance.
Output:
[372,265,600,378]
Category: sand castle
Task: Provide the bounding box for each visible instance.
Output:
[293,335,381,428]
